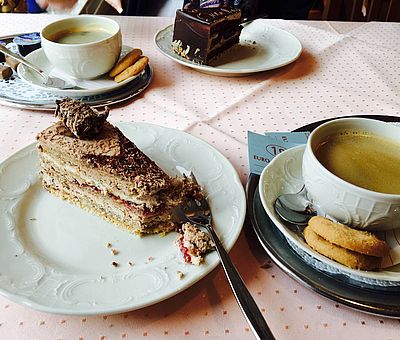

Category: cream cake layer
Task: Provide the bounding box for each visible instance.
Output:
[37,121,171,200]
[36,121,203,234]
[41,171,176,234]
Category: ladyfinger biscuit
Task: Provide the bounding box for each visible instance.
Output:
[114,56,148,83]
[109,48,142,77]
[308,216,389,257]
[303,226,382,270]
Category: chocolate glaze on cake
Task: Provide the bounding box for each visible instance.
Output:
[172,6,242,64]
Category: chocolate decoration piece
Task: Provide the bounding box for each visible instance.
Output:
[183,0,199,9]
[55,98,109,140]
[184,0,229,9]
[172,6,242,65]
[0,65,12,80]
[199,0,229,8]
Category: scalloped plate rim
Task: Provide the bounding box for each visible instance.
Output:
[0,122,246,315]
[16,46,143,96]
[154,21,302,76]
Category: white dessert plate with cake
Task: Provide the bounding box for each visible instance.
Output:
[0,122,246,315]
[258,145,400,286]
[155,19,302,77]
[17,46,144,96]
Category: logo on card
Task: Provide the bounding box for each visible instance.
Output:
[266,144,287,157]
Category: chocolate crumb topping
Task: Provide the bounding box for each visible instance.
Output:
[84,130,171,192]
[55,98,109,140]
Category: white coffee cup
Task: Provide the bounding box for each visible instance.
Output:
[302,118,400,231]
[41,15,122,79]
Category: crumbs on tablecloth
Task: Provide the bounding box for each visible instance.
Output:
[111,248,119,255]
[177,271,184,279]
[111,261,119,267]
[260,261,272,269]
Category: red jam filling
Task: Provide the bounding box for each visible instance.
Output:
[178,236,191,263]
[74,180,162,217]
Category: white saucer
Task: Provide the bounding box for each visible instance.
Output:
[155,20,302,77]
[17,46,144,97]
[258,145,400,286]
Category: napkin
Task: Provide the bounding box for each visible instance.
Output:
[105,0,123,13]
[248,130,400,269]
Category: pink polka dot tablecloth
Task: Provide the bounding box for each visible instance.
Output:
[0,14,400,340]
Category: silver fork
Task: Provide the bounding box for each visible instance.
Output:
[172,174,276,340]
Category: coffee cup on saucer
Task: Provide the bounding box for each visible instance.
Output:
[302,117,400,231]
[40,15,122,79]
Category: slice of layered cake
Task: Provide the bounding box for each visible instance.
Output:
[172,3,243,64]
[36,98,203,235]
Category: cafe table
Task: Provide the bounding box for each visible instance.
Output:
[0,13,399,340]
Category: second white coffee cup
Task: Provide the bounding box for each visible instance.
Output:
[41,15,122,79]
[302,117,400,231]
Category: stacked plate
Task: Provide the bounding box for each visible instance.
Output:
[247,115,400,318]
[0,34,152,110]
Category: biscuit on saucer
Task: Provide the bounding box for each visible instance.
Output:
[303,226,382,270]
[308,216,389,257]
[109,48,142,77]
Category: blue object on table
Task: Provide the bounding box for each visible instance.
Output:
[13,32,41,56]
[27,0,45,13]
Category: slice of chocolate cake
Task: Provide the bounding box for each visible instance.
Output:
[172,5,242,65]
[36,98,203,235]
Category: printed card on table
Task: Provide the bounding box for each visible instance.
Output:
[248,131,310,176]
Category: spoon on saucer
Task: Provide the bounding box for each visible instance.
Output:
[274,185,317,226]
[0,45,78,90]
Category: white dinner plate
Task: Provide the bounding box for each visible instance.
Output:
[0,122,246,315]
[258,145,400,286]
[17,46,144,97]
[154,19,302,76]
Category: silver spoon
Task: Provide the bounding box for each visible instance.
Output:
[274,186,316,226]
[0,44,78,90]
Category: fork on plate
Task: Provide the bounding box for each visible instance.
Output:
[172,173,275,340]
